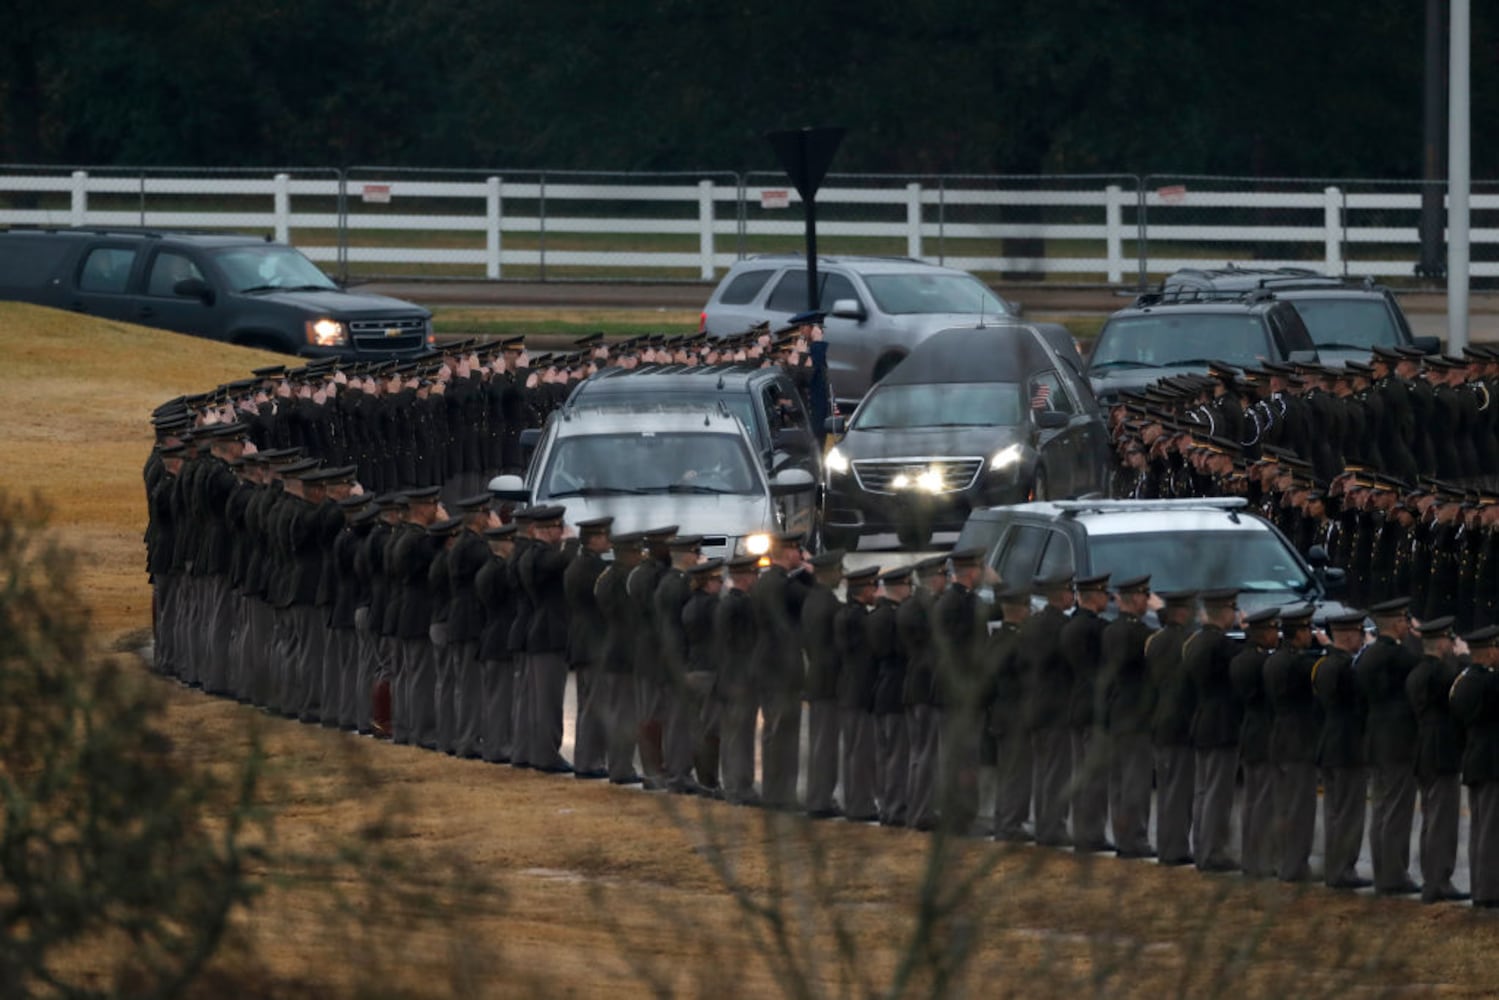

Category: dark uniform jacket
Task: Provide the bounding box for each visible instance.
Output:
[1312,647,1367,769]
[986,620,1026,742]
[713,586,758,702]
[474,552,517,663]
[391,524,441,639]
[1354,633,1419,766]
[1407,653,1465,781]
[867,597,906,716]
[1264,643,1323,764]
[834,600,876,712]
[1019,604,1072,731]
[563,547,608,668]
[1101,612,1154,736]
[446,530,490,646]
[1147,622,1194,747]
[596,561,638,676]
[801,582,842,702]
[898,589,939,707]
[749,564,809,702]
[932,582,989,711]
[1449,662,1499,786]
[1184,623,1243,750]
[681,588,718,677]
[1060,606,1108,731]
[1229,644,1273,764]
[653,566,693,682]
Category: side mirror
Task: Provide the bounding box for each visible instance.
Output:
[1320,566,1347,595]
[824,415,847,436]
[1306,544,1330,568]
[486,473,528,502]
[1410,335,1442,355]
[1035,409,1069,430]
[829,298,864,321]
[769,467,816,496]
[174,277,214,304]
[519,428,542,452]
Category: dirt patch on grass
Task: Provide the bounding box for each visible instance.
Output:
[6,302,1499,998]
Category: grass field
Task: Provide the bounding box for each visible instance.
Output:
[4,302,1498,998]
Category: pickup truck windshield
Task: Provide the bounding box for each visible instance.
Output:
[540,432,762,498]
[211,246,339,294]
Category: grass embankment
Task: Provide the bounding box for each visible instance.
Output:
[2,302,1496,998]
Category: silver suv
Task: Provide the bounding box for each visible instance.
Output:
[699,255,1022,407]
[488,404,815,562]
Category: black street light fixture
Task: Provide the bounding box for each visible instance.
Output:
[765,126,846,313]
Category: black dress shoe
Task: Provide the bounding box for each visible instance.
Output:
[911,818,937,832]
[1375,879,1422,896]
[1036,836,1073,849]
[1473,899,1499,909]
[1158,855,1194,867]
[1422,884,1470,904]
[844,814,879,824]
[995,830,1035,844]
[1116,847,1157,860]
[536,760,575,775]
[1198,860,1240,874]
[1073,841,1117,855]
[806,807,843,820]
[609,773,644,786]
[880,817,907,829]
[1326,875,1374,890]
[574,769,609,780]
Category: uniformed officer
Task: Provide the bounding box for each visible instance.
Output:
[628,525,678,788]
[1022,572,1076,848]
[989,583,1034,842]
[1355,597,1423,895]
[474,522,519,763]
[715,554,763,805]
[1185,588,1243,873]
[1101,575,1156,858]
[933,548,991,836]
[1148,590,1199,866]
[1406,615,1469,903]
[869,566,913,828]
[1449,624,1499,908]
[801,549,847,819]
[1231,607,1280,879]
[389,486,446,748]
[564,516,614,779]
[836,565,881,823]
[1061,572,1113,853]
[682,557,726,796]
[424,514,464,752]
[901,555,949,831]
[658,534,706,795]
[445,495,498,759]
[517,504,573,773]
[595,529,645,784]
[750,531,810,810]
[1313,610,1373,890]
[1263,604,1322,882]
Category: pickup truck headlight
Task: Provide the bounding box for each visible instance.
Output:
[305,318,347,347]
[825,446,850,475]
[990,443,1023,471]
[743,533,772,556]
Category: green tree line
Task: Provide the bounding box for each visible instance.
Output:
[3,0,1497,178]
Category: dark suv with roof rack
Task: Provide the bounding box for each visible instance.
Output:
[1161,265,1440,366]
[0,226,432,358]
[564,363,822,542]
[1086,287,1320,405]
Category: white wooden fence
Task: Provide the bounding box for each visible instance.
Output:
[0,167,1486,284]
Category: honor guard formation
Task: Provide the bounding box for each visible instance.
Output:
[146,330,1499,908]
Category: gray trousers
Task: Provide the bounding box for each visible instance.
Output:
[1240,760,1276,878]
[1471,783,1499,905]
[635,676,668,782]
[719,697,757,803]
[511,654,533,765]
[663,682,697,788]
[1109,732,1154,856]
[296,605,325,722]
[481,657,515,763]
[152,574,180,677]
[995,733,1034,840]
[906,706,940,830]
[805,700,840,813]
[840,708,879,820]
[877,713,910,826]
[1418,773,1461,893]
[1031,727,1072,846]
[431,625,456,752]
[269,607,295,715]
[938,709,982,835]
[1369,763,1418,890]
[1070,728,1110,850]
[322,624,349,728]
[354,609,377,732]
[1193,747,1238,870]
[602,672,638,780]
[452,641,484,758]
[203,578,234,695]
[760,695,802,810]
[573,668,607,774]
[1155,745,1195,864]
[1273,761,1318,882]
[528,651,569,768]
[1323,766,1368,886]
[688,676,720,790]
[400,636,438,748]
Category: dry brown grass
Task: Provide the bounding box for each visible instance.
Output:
[4,302,1499,998]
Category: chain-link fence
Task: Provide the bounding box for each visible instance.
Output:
[4,166,1498,288]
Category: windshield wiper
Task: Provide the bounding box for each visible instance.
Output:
[1161,358,1223,368]
[1088,359,1154,370]
[238,283,335,294]
[546,486,649,498]
[664,483,737,494]
[1314,341,1375,352]
[238,284,281,294]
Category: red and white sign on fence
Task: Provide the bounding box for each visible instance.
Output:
[361,184,392,204]
[759,188,791,209]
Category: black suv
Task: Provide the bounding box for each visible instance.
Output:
[1086,288,1320,404]
[1161,266,1440,366]
[565,364,823,541]
[0,226,433,358]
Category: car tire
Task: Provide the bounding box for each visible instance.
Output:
[822,525,860,553]
[1031,467,1050,502]
[896,521,931,550]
